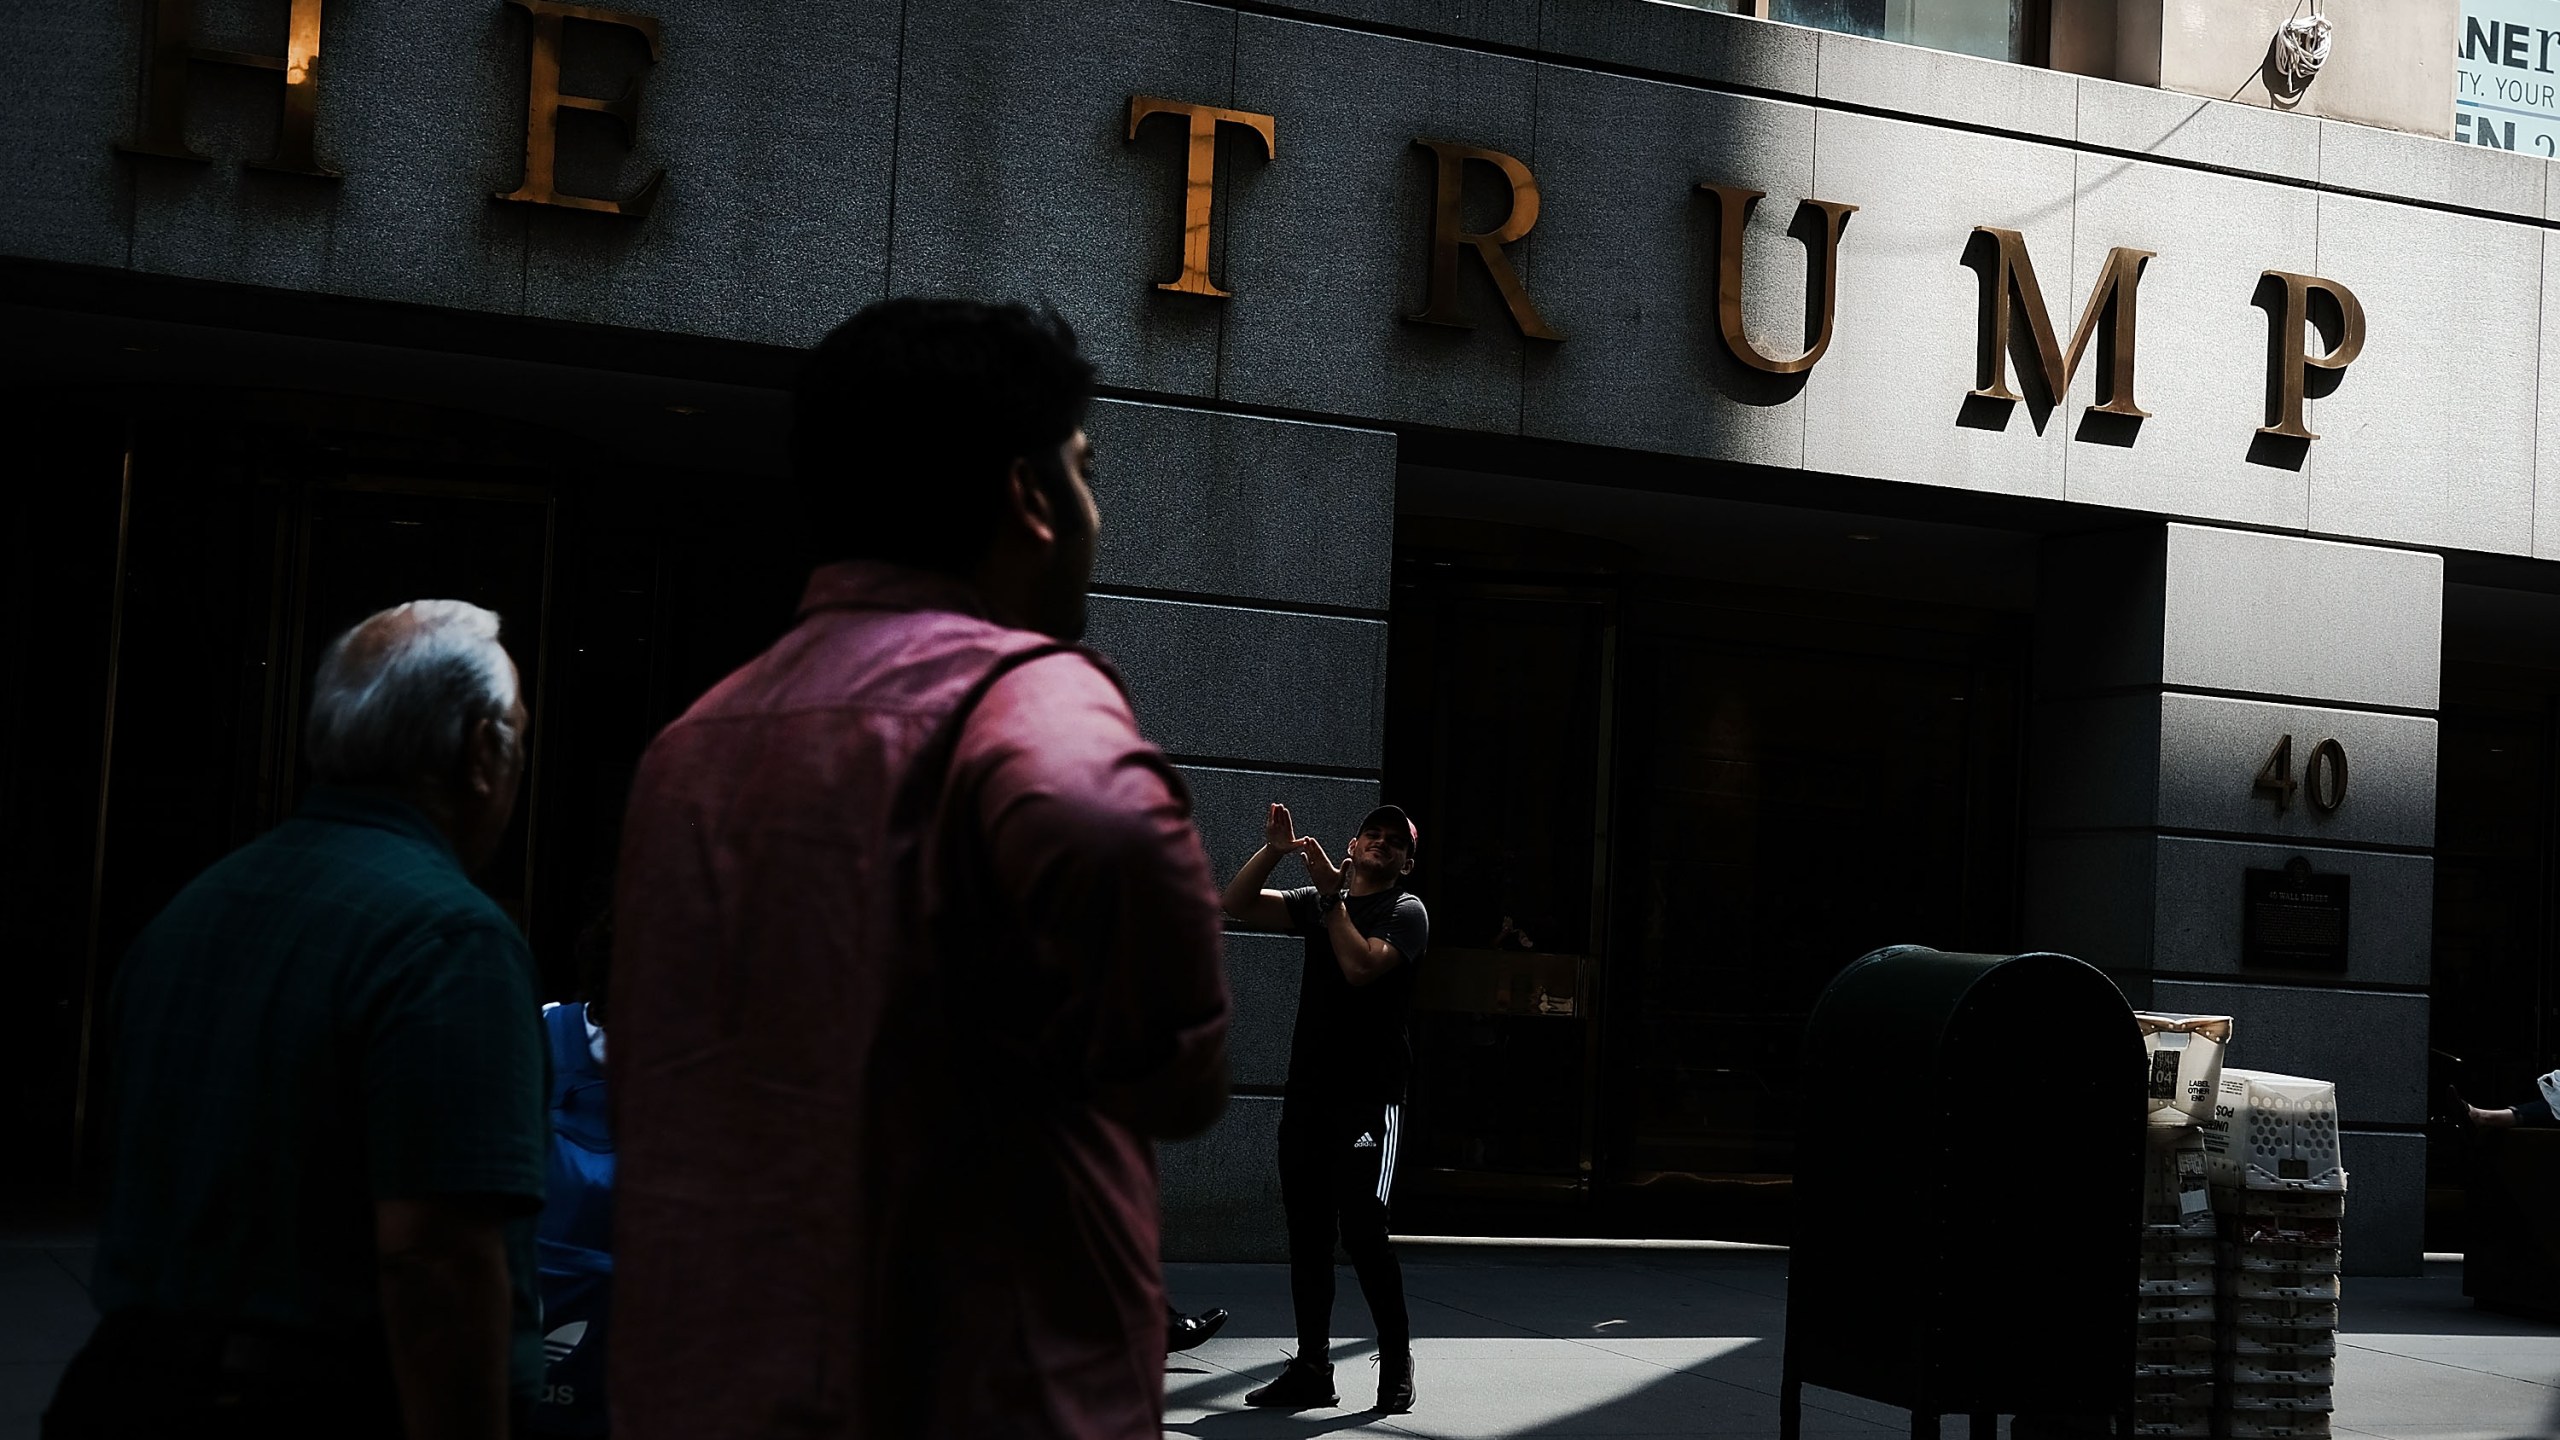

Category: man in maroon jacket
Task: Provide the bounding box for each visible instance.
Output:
[609,298,1231,1439]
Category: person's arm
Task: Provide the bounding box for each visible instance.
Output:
[360,923,548,1434]
[1218,803,1304,930]
[1325,904,1407,987]
[1296,837,1406,987]
[376,1196,513,1440]
[968,655,1232,1139]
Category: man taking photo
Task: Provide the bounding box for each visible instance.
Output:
[1220,802,1429,1414]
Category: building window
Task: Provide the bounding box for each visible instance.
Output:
[1759,0,2046,65]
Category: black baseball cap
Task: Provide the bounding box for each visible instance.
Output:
[1361,804,1419,855]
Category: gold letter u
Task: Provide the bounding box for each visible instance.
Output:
[1697,183,1856,376]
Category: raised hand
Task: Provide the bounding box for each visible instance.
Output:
[1263,802,1297,852]
[1298,835,1343,898]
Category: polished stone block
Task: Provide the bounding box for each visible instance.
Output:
[1802,109,2075,502]
[1815,27,2078,138]
[2029,692,2436,847]
[1087,399,1397,612]
[2022,829,2157,972]
[2537,236,2560,560]
[884,0,1235,391]
[1181,765,1383,889]
[1517,65,1816,471]
[2075,77,2320,182]
[1256,0,1540,49]
[2337,1129,2425,1277]
[2036,525,2442,710]
[2306,193,2538,557]
[126,0,530,312]
[2026,692,2164,831]
[2152,836,2433,987]
[2061,159,2317,531]
[0,0,134,268]
[2155,692,2436,848]
[2151,978,2427,1125]
[1225,931,1305,1090]
[2320,114,2544,221]
[1538,0,1820,96]
[522,0,903,347]
[1161,1092,1285,1261]
[1089,596,1386,771]
[2158,526,2443,711]
[1218,14,1537,431]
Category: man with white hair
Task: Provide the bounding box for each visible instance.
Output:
[47,600,547,1440]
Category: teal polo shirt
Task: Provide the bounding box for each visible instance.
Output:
[93,787,549,1397]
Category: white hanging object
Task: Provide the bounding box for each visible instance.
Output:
[2273,11,2335,95]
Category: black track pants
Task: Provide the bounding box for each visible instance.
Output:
[1277,1095,1410,1360]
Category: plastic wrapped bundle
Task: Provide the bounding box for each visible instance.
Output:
[2144,1128,2216,1234]
[2223,1415,2332,1439]
[2206,1088,2345,1436]
[2137,1014,2233,1128]
[2201,1070,2347,1193]
[2136,1129,2220,1436]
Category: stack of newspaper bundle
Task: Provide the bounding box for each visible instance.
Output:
[2202,1068,2348,1440]
[2131,1014,2233,1438]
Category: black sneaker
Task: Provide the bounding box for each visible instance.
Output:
[1375,1351,1416,1413]
[1243,1355,1337,1409]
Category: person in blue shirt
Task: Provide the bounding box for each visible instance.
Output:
[529,912,616,1437]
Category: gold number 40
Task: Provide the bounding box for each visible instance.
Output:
[2253,734,2348,815]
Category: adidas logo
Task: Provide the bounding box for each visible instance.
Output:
[544,1321,589,1365]
[1353,1133,1378,1149]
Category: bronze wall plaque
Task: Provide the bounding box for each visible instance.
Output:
[1696,183,1856,375]
[2241,858,2350,973]
[1970,228,2152,416]
[122,0,336,176]
[495,0,664,217]
[1408,140,1560,340]
[2257,270,2367,441]
[1126,96,1276,298]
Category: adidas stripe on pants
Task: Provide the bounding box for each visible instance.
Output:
[1277,1095,1410,1361]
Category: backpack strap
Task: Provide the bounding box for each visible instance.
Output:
[885,640,1098,847]
[886,640,1134,1106]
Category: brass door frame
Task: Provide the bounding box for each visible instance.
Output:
[69,444,137,1168]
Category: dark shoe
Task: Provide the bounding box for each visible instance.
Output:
[1375,1351,1416,1413]
[1166,1307,1229,1354]
[2440,1082,2476,1127]
[1243,1355,1337,1409]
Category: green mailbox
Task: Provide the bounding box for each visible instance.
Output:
[1781,946,2145,1440]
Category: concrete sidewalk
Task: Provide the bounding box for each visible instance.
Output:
[5,1227,2554,1438]
[1166,1243,2560,1440]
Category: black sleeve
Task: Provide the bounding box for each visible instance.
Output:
[1385,894,1430,964]
[1279,885,1323,936]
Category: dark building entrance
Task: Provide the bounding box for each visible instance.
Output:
[3,333,801,1182]
[2428,580,2560,1251]
[1382,471,2034,1242]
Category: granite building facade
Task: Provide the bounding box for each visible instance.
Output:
[5,0,2551,1277]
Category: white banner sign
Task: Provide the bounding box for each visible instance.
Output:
[2460,0,2560,154]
